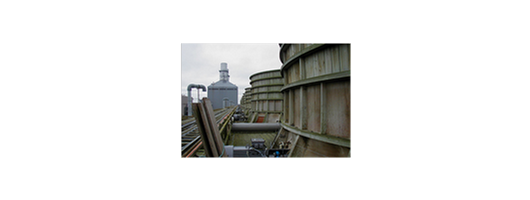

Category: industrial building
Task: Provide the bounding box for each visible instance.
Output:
[183,44,350,157]
[207,63,238,109]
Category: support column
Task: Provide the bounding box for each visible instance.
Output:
[283,92,287,123]
[300,86,306,130]
[289,90,294,125]
[299,57,305,80]
[320,82,327,134]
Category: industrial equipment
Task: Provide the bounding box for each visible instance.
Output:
[223,137,290,157]
[187,84,207,116]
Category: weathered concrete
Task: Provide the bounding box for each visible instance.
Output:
[276,43,351,157]
[249,69,284,123]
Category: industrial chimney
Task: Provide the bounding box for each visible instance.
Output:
[219,62,230,82]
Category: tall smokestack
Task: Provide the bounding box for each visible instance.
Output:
[219,62,229,82]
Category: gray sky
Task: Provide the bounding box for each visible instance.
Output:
[181,43,283,103]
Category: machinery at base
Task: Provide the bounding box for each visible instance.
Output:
[231,106,247,122]
[224,137,290,158]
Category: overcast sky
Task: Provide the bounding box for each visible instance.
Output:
[181,43,283,103]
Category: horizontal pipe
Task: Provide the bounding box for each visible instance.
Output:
[187,84,207,92]
[231,123,281,132]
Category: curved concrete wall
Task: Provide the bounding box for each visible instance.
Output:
[277,44,350,157]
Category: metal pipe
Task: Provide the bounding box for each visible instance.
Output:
[196,84,206,92]
[231,123,281,131]
[187,84,207,116]
[187,85,193,116]
[185,141,202,158]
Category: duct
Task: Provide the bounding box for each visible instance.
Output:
[196,84,207,92]
[231,123,281,131]
[187,84,207,93]
[187,84,207,116]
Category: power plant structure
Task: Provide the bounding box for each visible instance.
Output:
[273,43,351,157]
[182,44,350,158]
[240,87,252,115]
[248,69,284,123]
[207,63,238,110]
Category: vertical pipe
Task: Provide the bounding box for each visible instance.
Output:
[187,88,193,116]
[197,90,200,103]
[187,84,207,116]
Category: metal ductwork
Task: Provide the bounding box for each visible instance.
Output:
[187,84,207,116]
